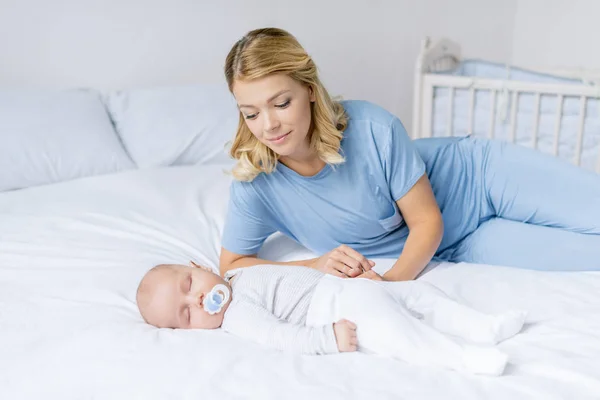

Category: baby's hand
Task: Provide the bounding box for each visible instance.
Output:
[356,270,384,281]
[333,319,358,352]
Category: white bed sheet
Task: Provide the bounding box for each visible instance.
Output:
[1,166,600,399]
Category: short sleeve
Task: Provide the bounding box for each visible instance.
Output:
[221,181,276,255]
[384,117,426,201]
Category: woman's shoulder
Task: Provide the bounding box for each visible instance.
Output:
[340,99,398,128]
[229,175,265,202]
[339,100,405,151]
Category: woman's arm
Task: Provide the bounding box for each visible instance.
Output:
[221,187,374,277]
[383,174,443,281]
[220,245,374,277]
[219,247,317,275]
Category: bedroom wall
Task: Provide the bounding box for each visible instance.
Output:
[511,0,600,74]
[0,0,517,132]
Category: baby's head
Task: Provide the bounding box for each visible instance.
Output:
[136,261,231,329]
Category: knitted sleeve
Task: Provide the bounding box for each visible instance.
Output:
[221,300,339,355]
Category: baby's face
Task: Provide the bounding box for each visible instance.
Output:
[137,262,231,329]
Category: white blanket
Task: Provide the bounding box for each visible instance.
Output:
[1,165,600,399]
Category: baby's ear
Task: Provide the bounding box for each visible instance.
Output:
[189,260,213,272]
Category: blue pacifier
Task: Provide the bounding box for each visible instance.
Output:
[203,284,231,315]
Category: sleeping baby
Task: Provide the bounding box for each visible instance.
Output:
[136,262,527,376]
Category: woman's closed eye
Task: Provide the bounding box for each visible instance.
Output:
[243,100,289,120]
[275,99,290,109]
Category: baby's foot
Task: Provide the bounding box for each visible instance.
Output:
[492,310,527,343]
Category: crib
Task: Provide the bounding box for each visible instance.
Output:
[412,37,600,173]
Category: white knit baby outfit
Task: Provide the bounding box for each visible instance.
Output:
[221,265,526,376]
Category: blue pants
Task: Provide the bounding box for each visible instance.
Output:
[415,136,600,271]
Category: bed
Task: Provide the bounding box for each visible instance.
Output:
[2,45,600,399]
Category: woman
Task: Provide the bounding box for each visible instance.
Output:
[219,27,600,281]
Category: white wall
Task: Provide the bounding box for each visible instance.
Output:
[511,0,600,73]
[0,0,517,129]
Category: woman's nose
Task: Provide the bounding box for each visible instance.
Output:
[263,111,280,132]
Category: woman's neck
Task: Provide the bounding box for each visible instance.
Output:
[279,146,326,177]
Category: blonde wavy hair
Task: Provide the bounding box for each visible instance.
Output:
[224,27,347,181]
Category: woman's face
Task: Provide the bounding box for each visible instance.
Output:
[232,73,316,159]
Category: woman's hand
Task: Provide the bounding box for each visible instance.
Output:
[356,269,384,281]
[309,245,375,278]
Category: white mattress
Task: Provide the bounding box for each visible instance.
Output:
[2,166,600,399]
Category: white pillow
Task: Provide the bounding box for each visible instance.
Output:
[0,89,135,192]
[104,83,239,168]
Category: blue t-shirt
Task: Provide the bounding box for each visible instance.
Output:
[221,100,426,258]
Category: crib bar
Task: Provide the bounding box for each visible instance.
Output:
[424,74,600,97]
[447,87,454,136]
[488,90,496,139]
[553,95,564,156]
[467,88,475,134]
[531,93,540,150]
[412,39,429,139]
[509,91,518,143]
[574,96,587,166]
[421,82,434,138]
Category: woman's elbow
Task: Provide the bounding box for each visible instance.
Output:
[219,248,243,276]
[219,262,234,277]
[432,212,444,244]
[416,211,444,243]
[218,248,258,276]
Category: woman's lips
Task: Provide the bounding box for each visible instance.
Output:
[268,131,291,143]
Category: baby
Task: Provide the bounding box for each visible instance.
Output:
[136,262,527,376]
